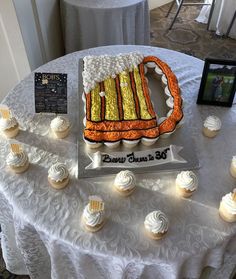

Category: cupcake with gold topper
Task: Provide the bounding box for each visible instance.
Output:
[0,107,19,138]
[230,156,236,178]
[6,143,29,173]
[176,171,198,198]
[82,196,105,232]
[219,189,236,223]
[114,170,136,196]
[144,210,169,240]
[48,163,69,189]
[50,116,70,139]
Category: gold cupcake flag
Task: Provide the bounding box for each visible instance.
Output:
[0,107,11,119]
[232,189,236,201]
[10,143,22,154]
[89,196,104,213]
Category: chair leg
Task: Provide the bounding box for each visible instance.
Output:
[166,0,176,18]
[226,11,236,37]
[207,0,215,30]
[168,0,184,30]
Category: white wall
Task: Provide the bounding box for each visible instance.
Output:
[0,0,30,101]
[13,0,64,71]
[149,0,172,10]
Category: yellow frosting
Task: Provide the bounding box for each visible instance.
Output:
[104,77,119,121]
[91,84,101,121]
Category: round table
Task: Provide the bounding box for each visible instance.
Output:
[60,0,150,53]
[0,45,236,279]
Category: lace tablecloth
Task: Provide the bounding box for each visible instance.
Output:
[60,0,150,53]
[0,45,236,279]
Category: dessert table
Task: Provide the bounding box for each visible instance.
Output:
[60,0,150,53]
[0,45,236,279]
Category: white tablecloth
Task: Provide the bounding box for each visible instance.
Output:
[60,0,150,53]
[0,45,236,279]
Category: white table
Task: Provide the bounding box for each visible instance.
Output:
[0,45,236,279]
[60,0,150,53]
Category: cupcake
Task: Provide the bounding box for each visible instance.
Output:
[219,189,236,223]
[144,210,169,240]
[50,116,70,139]
[82,196,105,232]
[114,170,136,196]
[0,116,19,138]
[48,163,69,189]
[6,149,29,173]
[203,115,221,138]
[230,156,236,178]
[176,171,198,198]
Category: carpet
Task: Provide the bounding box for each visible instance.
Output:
[150,2,236,60]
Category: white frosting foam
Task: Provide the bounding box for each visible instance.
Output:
[0,117,18,130]
[82,52,144,93]
[83,203,105,227]
[222,192,236,215]
[6,150,28,167]
[144,210,169,234]
[114,170,136,191]
[50,116,70,132]
[176,171,198,191]
[48,163,69,182]
[203,115,221,131]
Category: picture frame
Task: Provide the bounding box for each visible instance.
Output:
[197,58,236,107]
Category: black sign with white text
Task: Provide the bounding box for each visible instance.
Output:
[35,73,67,114]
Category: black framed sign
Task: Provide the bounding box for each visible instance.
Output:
[197,58,236,107]
[35,73,67,113]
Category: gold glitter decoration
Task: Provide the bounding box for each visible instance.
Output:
[119,71,137,120]
[104,77,120,120]
[133,67,152,120]
[91,84,101,121]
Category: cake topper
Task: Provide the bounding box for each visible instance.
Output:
[89,196,104,213]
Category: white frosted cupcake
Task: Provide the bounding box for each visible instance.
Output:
[176,171,198,198]
[48,163,69,189]
[219,189,236,223]
[82,196,105,232]
[50,116,70,139]
[0,116,19,138]
[230,156,236,178]
[114,170,136,196]
[6,149,29,173]
[144,210,169,240]
[203,115,221,138]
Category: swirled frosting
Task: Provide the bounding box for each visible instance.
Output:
[114,170,136,190]
[6,151,28,167]
[83,52,144,93]
[50,116,70,132]
[48,163,69,182]
[0,117,18,130]
[176,171,198,191]
[203,115,221,131]
[144,211,169,234]
[83,203,105,227]
[231,156,236,168]
[221,192,236,215]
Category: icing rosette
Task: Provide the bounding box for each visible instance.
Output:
[50,116,70,132]
[83,200,105,227]
[6,150,28,167]
[0,117,18,130]
[176,171,198,191]
[221,193,236,215]
[114,170,136,191]
[144,210,169,234]
[203,115,221,131]
[48,163,69,182]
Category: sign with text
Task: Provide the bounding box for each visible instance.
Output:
[35,73,67,114]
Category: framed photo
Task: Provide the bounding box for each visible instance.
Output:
[197,58,236,107]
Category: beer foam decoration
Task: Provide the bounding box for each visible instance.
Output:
[0,106,11,119]
[10,143,22,154]
[89,196,104,212]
